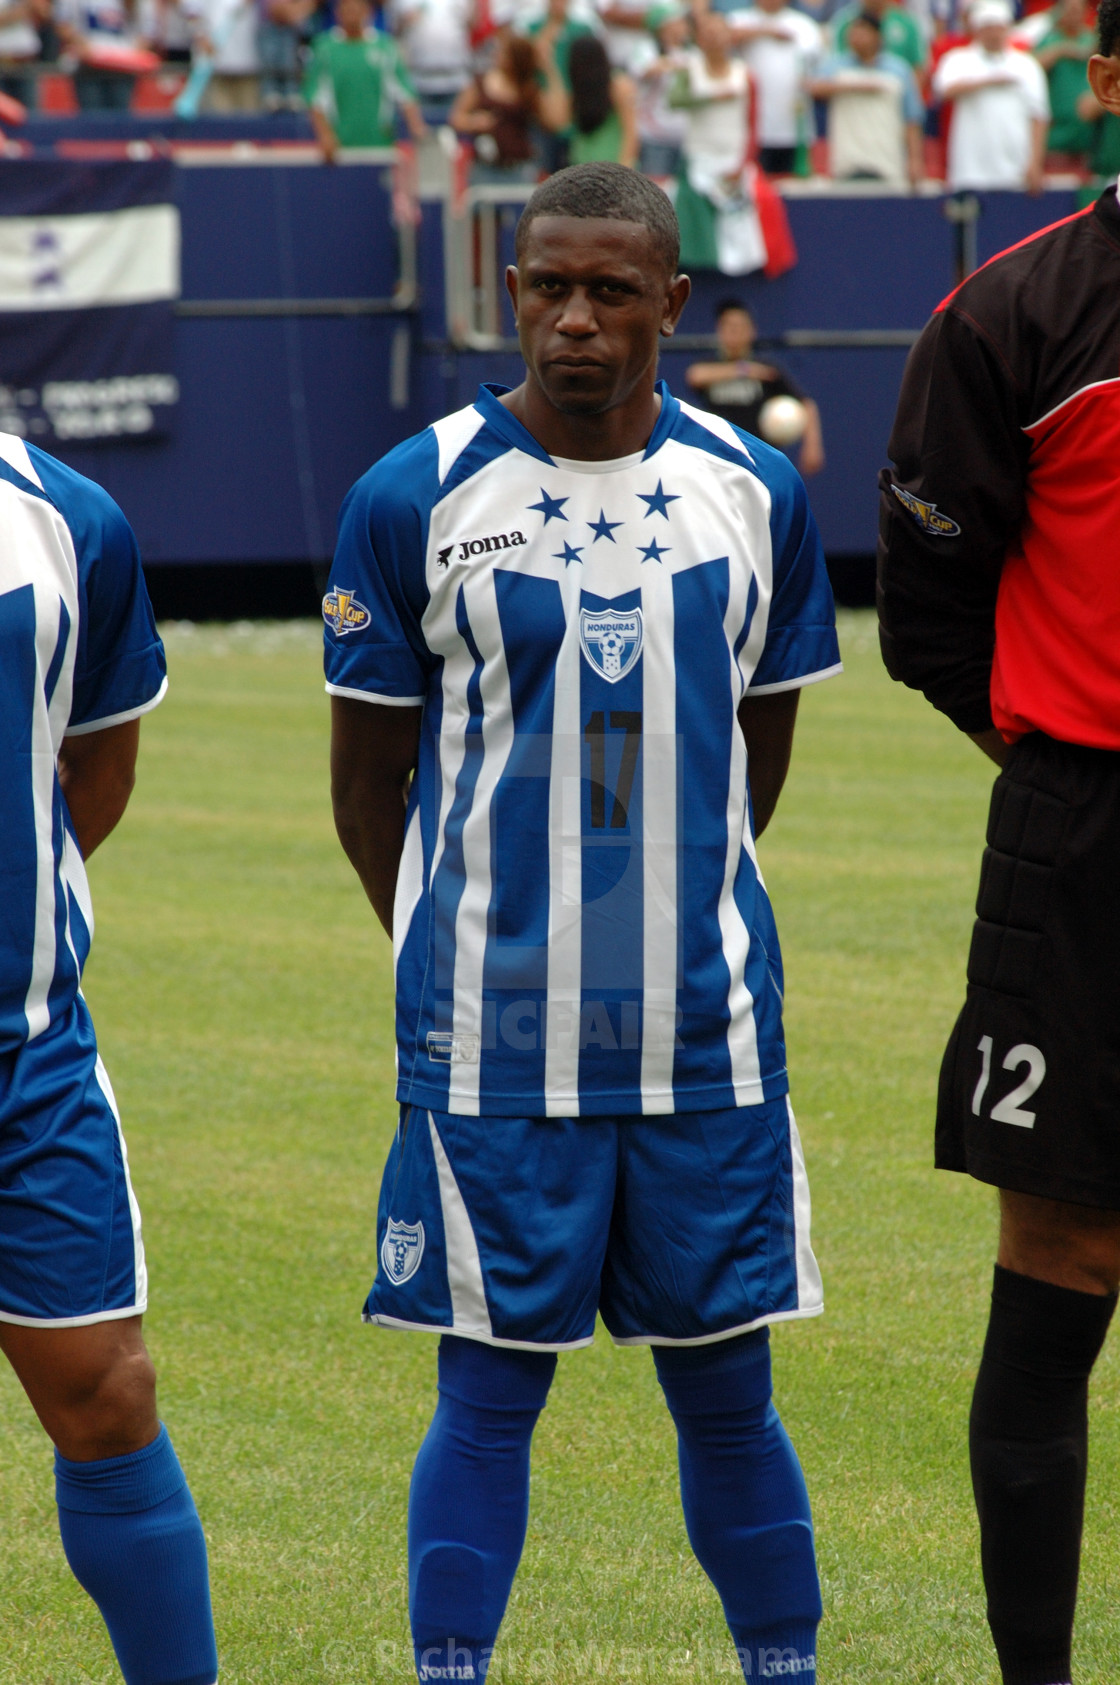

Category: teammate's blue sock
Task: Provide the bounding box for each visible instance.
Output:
[55,1424,218,1685]
[408,1335,556,1685]
[654,1330,822,1682]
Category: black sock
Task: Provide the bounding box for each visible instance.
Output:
[969,1264,1116,1685]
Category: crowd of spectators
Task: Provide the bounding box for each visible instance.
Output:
[1,0,1117,206]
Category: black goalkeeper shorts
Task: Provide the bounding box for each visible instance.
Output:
[937,731,1120,1210]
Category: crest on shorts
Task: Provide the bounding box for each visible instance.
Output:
[322,587,371,636]
[381,1217,425,1285]
[579,607,643,683]
[891,483,961,538]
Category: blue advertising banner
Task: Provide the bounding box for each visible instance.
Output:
[0,159,179,444]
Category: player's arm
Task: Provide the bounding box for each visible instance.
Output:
[58,719,141,858]
[798,398,824,476]
[737,690,800,836]
[878,304,1027,743]
[330,696,421,937]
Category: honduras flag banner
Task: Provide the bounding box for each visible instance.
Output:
[0,159,179,444]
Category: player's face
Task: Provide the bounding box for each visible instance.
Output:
[507,217,689,419]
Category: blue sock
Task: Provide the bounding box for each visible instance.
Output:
[408,1335,556,1684]
[655,1331,822,1682]
[55,1424,218,1685]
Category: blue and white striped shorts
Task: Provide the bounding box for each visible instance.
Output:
[365,1096,821,1350]
[0,995,145,1327]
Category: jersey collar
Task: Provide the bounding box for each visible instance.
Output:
[473,379,680,466]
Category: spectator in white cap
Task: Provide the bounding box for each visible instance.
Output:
[933,0,1050,191]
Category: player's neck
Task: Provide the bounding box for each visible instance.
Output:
[501,380,663,461]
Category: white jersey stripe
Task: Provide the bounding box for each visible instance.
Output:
[25,587,69,1039]
[393,805,424,973]
[640,558,678,1109]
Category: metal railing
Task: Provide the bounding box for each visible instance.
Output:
[442,180,934,355]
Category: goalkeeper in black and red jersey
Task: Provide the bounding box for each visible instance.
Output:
[879,9,1120,1679]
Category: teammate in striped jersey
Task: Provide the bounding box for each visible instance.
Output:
[327,162,839,1684]
[0,437,217,1685]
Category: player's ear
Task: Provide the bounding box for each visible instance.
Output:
[505,264,520,322]
[1087,53,1120,116]
[660,272,691,338]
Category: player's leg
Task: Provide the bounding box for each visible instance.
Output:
[968,1192,1120,1685]
[0,1002,217,1685]
[603,1097,824,1681]
[936,734,1120,1684]
[363,1106,616,1682]
[0,1316,217,1685]
[654,1329,821,1680]
[409,1335,556,1683]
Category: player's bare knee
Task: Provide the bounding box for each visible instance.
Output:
[52,1344,159,1461]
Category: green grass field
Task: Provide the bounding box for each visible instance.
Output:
[3,609,1119,1684]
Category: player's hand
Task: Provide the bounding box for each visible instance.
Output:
[799,438,825,476]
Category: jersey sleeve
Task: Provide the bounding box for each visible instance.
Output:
[745,441,840,693]
[29,453,167,737]
[877,302,1027,734]
[323,431,437,706]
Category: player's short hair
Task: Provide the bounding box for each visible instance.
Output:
[1099,0,1120,57]
[515,163,681,275]
[852,9,883,27]
[715,297,755,321]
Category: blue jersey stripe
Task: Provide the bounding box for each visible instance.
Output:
[578,585,644,1107]
[482,569,567,1101]
[424,587,486,1102]
[672,558,737,1108]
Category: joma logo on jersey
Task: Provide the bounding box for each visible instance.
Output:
[438,530,527,567]
[322,587,371,636]
[579,607,644,683]
[381,1218,425,1285]
[891,483,961,538]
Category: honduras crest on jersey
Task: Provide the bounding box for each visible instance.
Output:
[579,606,643,683]
[381,1217,425,1284]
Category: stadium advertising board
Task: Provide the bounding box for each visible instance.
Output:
[0,158,179,444]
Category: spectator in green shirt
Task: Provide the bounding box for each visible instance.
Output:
[306,0,427,159]
[1036,0,1095,156]
[830,0,925,74]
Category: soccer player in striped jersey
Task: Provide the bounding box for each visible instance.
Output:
[0,437,218,1685]
[327,161,839,1684]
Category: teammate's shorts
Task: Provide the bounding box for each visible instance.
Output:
[364,1097,822,1349]
[938,731,1120,1209]
[0,995,147,1326]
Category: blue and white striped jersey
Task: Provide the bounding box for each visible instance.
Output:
[325,383,840,1118]
[0,434,166,1054]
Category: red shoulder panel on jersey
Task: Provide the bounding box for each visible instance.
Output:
[935,204,1096,314]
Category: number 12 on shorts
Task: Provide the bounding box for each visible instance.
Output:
[972,1035,1047,1128]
